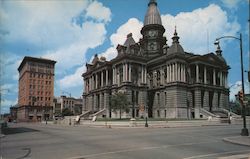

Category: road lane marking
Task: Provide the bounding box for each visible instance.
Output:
[68,141,221,159]
[183,150,250,159]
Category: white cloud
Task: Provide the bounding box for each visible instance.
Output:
[94,18,143,61]
[221,0,242,9]
[59,65,86,89]
[43,21,106,71]
[1,99,17,107]
[229,81,242,101]
[99,4,241,62]
[1,1,111,91]
[1,0,89,47]
[1,53,21,81]
[99,47,117,61]
[86,1,111,23]
[1,84,18,94]
[229,80,250,101]
[161,4,240,54]
[2,0,109,72]
[110,18,143,47]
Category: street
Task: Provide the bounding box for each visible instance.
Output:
[1,123,250,159]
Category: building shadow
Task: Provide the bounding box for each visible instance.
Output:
[2,127,39,135]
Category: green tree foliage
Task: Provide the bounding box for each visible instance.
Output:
[232,99,250,116]
[62,108,73,116]
[110,92,130,119]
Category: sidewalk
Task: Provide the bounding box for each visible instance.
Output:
[223,136,250,146]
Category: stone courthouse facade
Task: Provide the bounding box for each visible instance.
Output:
[82,0,230,119]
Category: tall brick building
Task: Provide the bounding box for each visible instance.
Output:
[17,56,56,122]
[82,0,230,119]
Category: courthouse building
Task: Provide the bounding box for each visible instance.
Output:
[17,56,56,122]
[82,0,230,119]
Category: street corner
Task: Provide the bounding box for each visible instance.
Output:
[223,136,250,147]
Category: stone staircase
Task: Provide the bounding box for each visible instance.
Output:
[90,109,106,118]
[200,108,218,118]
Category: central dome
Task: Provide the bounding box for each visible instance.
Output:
[144,0,162,26]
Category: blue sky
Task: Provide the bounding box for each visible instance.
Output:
[0,0,249,114]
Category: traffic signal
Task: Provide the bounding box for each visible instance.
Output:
[238,90,244,104]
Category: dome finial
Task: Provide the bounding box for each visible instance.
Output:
[148,0,157,6]
[215,41,222,56]
[172,26,180,43]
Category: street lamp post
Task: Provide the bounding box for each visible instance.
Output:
[215,33,249,136]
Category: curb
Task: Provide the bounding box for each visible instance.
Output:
[223,136,250,147]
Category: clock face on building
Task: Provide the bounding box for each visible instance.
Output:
[148,30,157,37]
[148,42,157,51]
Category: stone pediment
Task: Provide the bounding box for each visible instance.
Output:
[189,53,228,68]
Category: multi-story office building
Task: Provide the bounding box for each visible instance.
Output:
[17,56,56,122]
[53,96,83,116]
[82,0,230,119]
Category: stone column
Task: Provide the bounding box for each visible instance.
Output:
[213,69,216,85]
[85,79,87,93]
[123,64,125,82]
[141,65,144,83]
[176,63,179,81]
[144,67,147,83]
[93,94,96,111]
[114,67,116,84]
[173,63,175,82]
[220,72,222,86]
[129,63,131,82]
[166,65,169,83]
[92,76,94,90]
[194,90,201,118]
[96,73,98,89]
[212,92,218,110]
[106,70,108,86]
[170,64,172,82]
[178,63,181,82]
[184,66,186,82]
[225,73,228,87]
[125,63,128,81]
[161,68,164,85]
[196,64,199,83]
[219,93,224,109]
[180,64,183,82]
[89,77,92,91]
[92,75,94,90]
[204,66,207,84]
[101,71,104,87]
[174,63,177,81]
[203,91,209,110]
[112,68,114,84]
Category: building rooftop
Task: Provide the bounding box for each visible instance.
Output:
[18,56,56,72]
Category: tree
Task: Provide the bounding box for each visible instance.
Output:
[62,108,73,116]
[110,92,130,119]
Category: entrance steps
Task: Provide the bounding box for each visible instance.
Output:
[90,109,106,118]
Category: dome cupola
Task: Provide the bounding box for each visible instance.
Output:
[144,0,162,26]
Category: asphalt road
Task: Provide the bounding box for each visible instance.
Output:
[1,123,250,159]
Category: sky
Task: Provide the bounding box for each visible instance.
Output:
[0,0,249,114]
